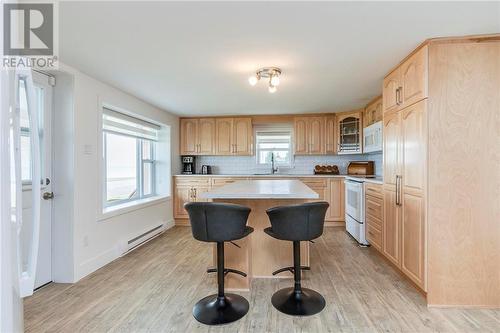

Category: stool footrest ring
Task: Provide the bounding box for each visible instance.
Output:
[207,268,247,277]
[272,266,310,276]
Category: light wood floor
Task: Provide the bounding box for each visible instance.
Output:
[25,227,499,333]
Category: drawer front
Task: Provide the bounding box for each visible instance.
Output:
[211,177,238,187]
[299,178,328,187]
[175,177,211,186]
[366,213,382,231]
[365,183,383,199]
[366,224,382,250]
[366,195,383,220]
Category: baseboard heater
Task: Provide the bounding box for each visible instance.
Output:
[124,224,164,254]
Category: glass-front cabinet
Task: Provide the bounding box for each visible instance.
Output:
[336,110,363,154]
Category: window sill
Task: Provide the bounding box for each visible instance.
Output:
[99,195,170,221]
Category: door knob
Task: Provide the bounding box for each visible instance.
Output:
[42,192,54,200]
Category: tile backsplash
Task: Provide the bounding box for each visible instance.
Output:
[194,153,383,176]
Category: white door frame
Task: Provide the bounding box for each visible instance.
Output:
[33,71,54,289]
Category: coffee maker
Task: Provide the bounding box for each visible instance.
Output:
[182,156,196,174]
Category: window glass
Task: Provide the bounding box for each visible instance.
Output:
[255,130,292,167]
[142,162,153,196]
[105,133,138,202]
[19,80,44,183]
[142,140,152,160]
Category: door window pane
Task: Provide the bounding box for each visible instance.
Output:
[105,133,138,202]
[19,80,44,183]
[21,135,32,181]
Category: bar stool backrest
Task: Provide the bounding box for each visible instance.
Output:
[184,202,251,242]
[266,202,329,241]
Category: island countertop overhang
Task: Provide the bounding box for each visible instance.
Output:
[200,179,320,200]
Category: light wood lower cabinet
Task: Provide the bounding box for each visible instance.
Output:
[365,183,383,251]
[174,176,346,226]
[174,177,211,225]
[327,178,344,222]
[382,188,401,267]
[401,193,425,288]
[174,186,191,219]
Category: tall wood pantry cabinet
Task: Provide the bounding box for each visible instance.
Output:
[381,36,500,307]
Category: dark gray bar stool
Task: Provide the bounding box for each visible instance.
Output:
[184,202,253,325]
[265,201,329,316]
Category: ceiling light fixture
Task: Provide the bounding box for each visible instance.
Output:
[248,67,282,93]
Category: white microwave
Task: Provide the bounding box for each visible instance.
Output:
[363,121,382,153]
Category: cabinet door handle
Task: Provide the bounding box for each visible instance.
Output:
[398,175,402,206]
[395,176,399,205]
[395,175,403,206]
[395,88,400,105]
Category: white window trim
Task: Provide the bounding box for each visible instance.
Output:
[98,195,170,221]
[254,124,294,170]
[98,101,167,217]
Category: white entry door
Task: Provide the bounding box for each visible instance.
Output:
[20,71,54,290]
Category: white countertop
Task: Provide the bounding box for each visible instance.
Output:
[345,175,383,185]
[175,174,346,178]
[200,180,320,199]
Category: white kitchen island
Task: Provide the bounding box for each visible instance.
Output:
[200,179,319,290]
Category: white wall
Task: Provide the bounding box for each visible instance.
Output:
[52,63,179,282]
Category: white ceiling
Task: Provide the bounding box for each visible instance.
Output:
[59,1,500,116]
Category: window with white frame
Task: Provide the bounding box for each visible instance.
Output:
[102,108,160,207]
[255,126,293,167]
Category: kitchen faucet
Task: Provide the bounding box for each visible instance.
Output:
[271,153,279,174]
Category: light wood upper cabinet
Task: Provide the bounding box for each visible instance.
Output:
[336,110,362,154]
[383,46,428,113]
[400,46,428,109]
[233,118,252,155]
[401,101,426,192]
[293,116,325,155]
[294,117,308,154]
[383,111,401,186]
[325,116,336,154]
[180,119,199,155]
[364,96,383,127]
[180,118,215,155]
[198,118,216,155]
[308,117,325,154]
[383,70,401,114]
[215,118,233,155]
[215,117,253,156]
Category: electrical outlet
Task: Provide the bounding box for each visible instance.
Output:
[83,235,89,247]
